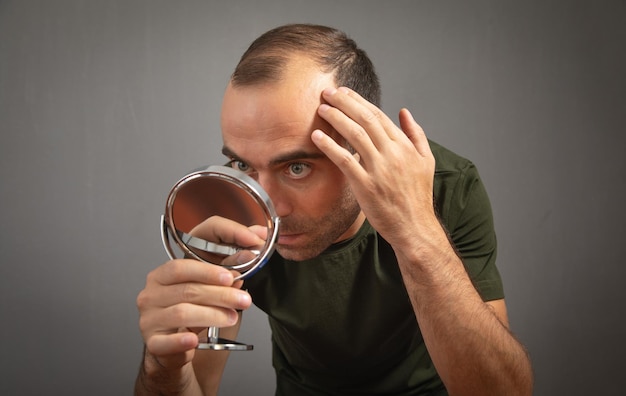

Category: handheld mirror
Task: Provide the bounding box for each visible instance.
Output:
[160,165,280,350]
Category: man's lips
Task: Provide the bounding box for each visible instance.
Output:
[278,233,303,245]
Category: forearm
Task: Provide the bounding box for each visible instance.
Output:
[395,222,533,396]
[134,346,205,396]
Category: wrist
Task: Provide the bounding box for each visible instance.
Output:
[393,214,455,261]
[392,217,464,284]
[136,346,196,395]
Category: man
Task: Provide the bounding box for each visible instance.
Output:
[136,24,533,395]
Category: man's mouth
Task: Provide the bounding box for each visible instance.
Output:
[278,233,303,245]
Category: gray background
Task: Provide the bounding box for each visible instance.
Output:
[1,0,624,395]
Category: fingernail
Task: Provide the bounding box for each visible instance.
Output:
[228,309,239,324]
[319,103,331,112]
[323,87,337,96]
[404,108,415,121]
[238,292,251,306]
[219,272,233,285]
[311,130,325,142]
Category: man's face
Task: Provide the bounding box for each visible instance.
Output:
[220,57,362,261]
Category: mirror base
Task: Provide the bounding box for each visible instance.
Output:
[197,337,253,351]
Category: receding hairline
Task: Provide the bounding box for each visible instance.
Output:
[230,49,339,88]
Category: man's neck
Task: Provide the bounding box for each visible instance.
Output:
[334,211,366,243]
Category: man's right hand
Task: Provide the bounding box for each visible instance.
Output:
[138,258,252,365]
[135,259,252,394]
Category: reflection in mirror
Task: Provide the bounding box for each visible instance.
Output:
[160,165,280,350]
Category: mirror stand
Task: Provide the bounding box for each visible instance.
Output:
[197,327,253,351]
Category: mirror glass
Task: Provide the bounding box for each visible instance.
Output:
[161,165,279,280]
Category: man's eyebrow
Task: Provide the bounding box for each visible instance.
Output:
[268,150,326,166]
[221,146,239,160]
[221,146,326,166]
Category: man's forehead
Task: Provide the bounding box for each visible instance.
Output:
[221,114,322,160]
[221,141,326,167]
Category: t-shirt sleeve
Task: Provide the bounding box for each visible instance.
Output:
[440,163,505,301]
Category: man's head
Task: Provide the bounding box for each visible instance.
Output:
[220,24,377,261]
[231,24,380,107]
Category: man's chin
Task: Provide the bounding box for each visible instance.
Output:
[275,245,320,262]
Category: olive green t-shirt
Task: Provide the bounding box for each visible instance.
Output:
[245,141,504,395]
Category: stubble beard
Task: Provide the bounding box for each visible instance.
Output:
[276,187,361,262]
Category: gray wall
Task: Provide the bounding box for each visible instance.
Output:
[1,1,624,395]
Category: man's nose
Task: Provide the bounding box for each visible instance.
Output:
[257,174,291,218]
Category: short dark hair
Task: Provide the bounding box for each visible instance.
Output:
[231,24,381,107]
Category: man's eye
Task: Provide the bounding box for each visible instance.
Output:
[229,160,250,173]
[287,163,311,179]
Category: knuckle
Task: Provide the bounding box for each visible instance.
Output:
[218,288,235,307]
[360,107,381,126]
[338,151,355,168]
[136,290,149,310]
[180,283,200,302]
[211,308,228,326]
[165,260,185,279]
[138,314,151,333]
[170,304,190,323]
[348,125,367,142]
[145,268,158,284]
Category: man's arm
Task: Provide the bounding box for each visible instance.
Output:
[312,86,533,395]
[135,343,203,396]
[392,219,532,395]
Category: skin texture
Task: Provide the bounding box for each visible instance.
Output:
[135,55,533,395]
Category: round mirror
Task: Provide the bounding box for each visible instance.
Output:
[159,165,280,351]
[161,165,279,280]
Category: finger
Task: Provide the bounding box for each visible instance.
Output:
[317,102,378,167]
[191,216,266,248]
[220,249,258,268]
[398,108,432,158]
[230,272,245,290]
[139,282,251,310]
[311,129,366,182]
[248,225,268,240]
[317,95,380,165]
[141,302,241,332]
[321,87,402,147]
[145,332,198,369]
[148,259,234,287]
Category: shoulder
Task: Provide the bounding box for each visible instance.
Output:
[429,139,476,175]
[429,140,486,223]
[429,140,495,245]
[429,141,503,301]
